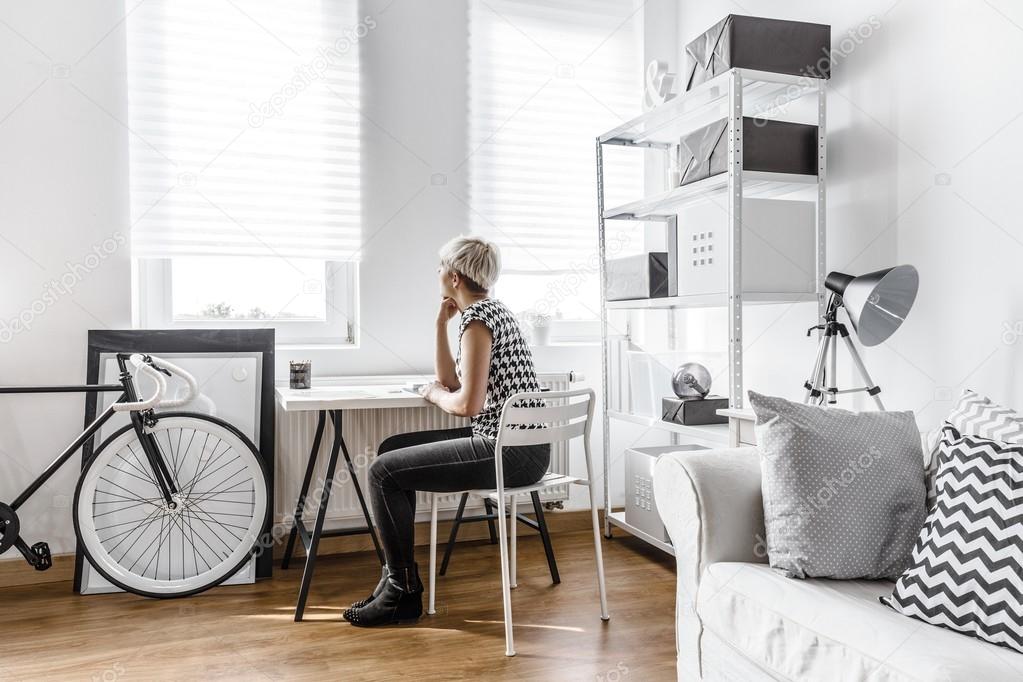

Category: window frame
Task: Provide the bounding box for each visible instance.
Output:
[133,258,359,348]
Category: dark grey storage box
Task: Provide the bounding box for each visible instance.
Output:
[662,396,729,426]
[606,252,670,301]
[684,14,831,90]
[678,117,817,187]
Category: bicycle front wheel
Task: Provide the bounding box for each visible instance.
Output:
[74,412,269,598]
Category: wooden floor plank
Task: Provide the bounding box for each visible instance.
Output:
[0,529,677,681]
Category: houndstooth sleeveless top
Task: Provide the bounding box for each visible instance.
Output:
[456,298,541,439]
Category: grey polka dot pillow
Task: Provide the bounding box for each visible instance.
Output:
[749,391,927,580]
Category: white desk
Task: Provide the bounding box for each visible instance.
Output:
[276,384,428,412]
[276,382,430,621]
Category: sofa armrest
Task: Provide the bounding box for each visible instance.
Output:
[653,448,766,681]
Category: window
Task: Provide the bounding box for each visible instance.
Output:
[127,0,366,345]
[468,0,644,330]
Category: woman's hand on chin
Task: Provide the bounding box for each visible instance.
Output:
[437,297,458,325]
[419,380,449,404]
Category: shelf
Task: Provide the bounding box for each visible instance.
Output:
[608,410,730,444]
[603,171,818,220]
[605,291,818,310]
[607,511,675,556]
[599,68,822,147]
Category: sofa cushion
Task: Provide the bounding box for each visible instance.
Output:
[749,391,926,579]
[697,562,1023,681]
[883,427,1023,653]
[926,389,1023,508]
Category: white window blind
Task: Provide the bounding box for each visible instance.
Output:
[468,0,644,274]
[126,0,362,261]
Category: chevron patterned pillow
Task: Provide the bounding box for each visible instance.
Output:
[925,390,1023,508]
[883,425,1023,653]
[948,389,1023,443]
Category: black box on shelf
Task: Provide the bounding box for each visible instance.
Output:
[677,117,817,187]
[684,15,831,90]
[606,252,670,301]
[662,395,729,425]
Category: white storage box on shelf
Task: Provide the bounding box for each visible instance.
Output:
[677,197,815,297]
[624,444,706,543]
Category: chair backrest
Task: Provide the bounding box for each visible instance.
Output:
[494,388,595,449]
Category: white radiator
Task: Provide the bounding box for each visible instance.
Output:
[274,372,574,527]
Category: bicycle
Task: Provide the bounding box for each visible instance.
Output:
[0,353,270,598]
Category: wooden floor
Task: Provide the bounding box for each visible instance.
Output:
[0,529,677,681]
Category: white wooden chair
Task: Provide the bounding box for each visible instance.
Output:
[426,388,609,657]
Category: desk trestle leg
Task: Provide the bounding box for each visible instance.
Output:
[283,409,385,622]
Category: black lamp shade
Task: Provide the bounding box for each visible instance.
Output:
[826,265,919,346]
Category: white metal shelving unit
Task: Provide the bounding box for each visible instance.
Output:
[596,67,827,550]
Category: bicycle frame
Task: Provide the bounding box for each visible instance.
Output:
[0,353,179,567]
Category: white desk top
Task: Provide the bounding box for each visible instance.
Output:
[276,384,430,412]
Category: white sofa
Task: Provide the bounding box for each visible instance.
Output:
[653,447,1023,682]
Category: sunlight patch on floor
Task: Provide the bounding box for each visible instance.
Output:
[463,619,586,633]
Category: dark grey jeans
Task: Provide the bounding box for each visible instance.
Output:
[368,427,550,570]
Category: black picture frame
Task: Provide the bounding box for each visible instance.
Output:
[74,329,276,592]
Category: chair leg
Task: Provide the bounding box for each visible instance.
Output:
[530,491,561,585]
[587,479,609,621]
[510,494,517,589]
[439,492,468,576]
[496,492,515,657]
[582,430,609,622]
[428,493,439,616]
[483,498,499,544]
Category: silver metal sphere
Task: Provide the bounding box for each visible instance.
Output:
[671,362,711,399]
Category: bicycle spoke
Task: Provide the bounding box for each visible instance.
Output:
[124,443,160,488]
[144,514,170,579]
[180,433,215,493]
[185,504,243,547]
[114,448,160,489]
[181,506,233,559]
[183,441,233,497]
[176,428,198,483]
[128,513,171,574]
[193,463,248,498]
[92,499,161,519]
[98,476,159,506]
[105,506,164,556]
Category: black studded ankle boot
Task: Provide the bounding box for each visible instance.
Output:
[343,564,423,627]
[348,563,389,609]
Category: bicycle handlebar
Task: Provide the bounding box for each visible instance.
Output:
[153,356,199,408]
[111,354,199,413]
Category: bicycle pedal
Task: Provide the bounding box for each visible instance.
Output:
[30,542,52,571]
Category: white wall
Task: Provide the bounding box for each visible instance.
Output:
[667,1,1023,423]
[0,0,659,555]
[0,1,132,554]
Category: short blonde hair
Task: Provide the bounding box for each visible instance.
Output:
[438,235,501,292]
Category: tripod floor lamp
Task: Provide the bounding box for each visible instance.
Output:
[803,265,919,410]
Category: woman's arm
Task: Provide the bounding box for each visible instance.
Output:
[423,320,491,418]
[435,298,460,390]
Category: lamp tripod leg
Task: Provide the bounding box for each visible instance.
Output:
[827,328,839,404]
[803,332,831,405]
[839,332,885,410]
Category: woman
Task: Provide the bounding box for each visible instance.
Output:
[343,236,549,627]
